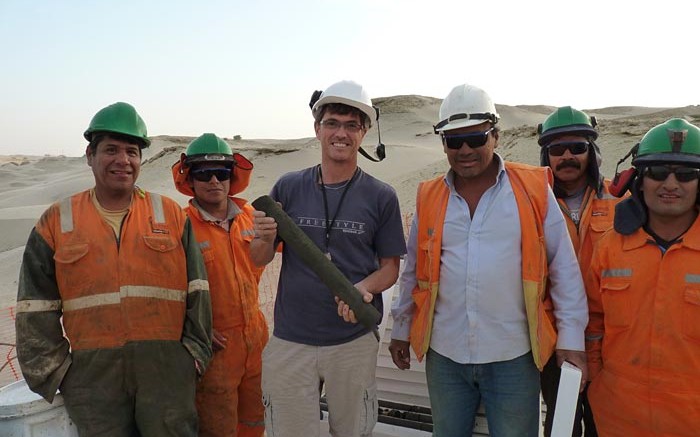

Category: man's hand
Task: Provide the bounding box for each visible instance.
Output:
[388,339,411,370]
[252,210,278,243]
[556,349,588,392]
[335,283,373,324]
[212,329,227,351]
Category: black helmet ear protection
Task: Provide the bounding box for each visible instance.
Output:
[309,90,323,110]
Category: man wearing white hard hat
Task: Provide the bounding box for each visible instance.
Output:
[251,80,406,437]
[389,84,588,436]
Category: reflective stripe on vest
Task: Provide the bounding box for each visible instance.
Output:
[189,279,209,293]
[686,274,700,283]
[602,269,632,278]
[62,285,187,312]
[16,299,62,313]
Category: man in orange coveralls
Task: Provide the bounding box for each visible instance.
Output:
[172,133,268,437]
[586,118,700,436]
[537,106,624,437]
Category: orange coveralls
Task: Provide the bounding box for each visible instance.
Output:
[186,198,268,437]
[586,217,700,436]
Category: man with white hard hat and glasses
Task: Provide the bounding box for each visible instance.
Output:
[389,84,588,436]
[251,80,406,437]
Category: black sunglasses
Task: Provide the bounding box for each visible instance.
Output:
[191,168,232,182]
[442,128,494,149]
[547,141,589,157]
[643,166,700,183]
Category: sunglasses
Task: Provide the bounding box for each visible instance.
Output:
[643,166,700,183]
[442,128,494,149]
[547,141,589,157]
[191,167,232,182]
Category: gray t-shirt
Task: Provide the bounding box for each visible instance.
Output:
[562,188,586,225]
[270,165,407,346]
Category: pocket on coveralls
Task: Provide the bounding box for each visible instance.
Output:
[600,280,633,329]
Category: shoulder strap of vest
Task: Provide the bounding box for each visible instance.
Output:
[505,162,550,232]
[417,176,446,215]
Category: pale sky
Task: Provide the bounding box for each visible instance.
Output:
[1,0,697,157]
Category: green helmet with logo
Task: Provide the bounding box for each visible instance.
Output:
[632,118,700,167]
[183,133,235,167]
[537,106,598,146]
[84,102,150,147]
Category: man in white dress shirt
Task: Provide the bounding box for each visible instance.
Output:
[389,84,589,437]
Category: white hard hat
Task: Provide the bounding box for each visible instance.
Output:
[434,84,499,133]
[311,80,378,128]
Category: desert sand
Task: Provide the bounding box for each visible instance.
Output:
[1,96,699,388]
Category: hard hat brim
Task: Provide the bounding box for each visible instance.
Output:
[184,153,236,166]
[633,153,700,168]
[312,95,376,127]
[434,117,496,133]
[538,125,598,146]
[84,129,151,147]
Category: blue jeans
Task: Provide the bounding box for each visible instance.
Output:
[426,349,540,437]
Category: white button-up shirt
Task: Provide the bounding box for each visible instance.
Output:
[392,156,587,364]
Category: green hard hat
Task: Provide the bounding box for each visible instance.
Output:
[633,118,700,167]
[537,106,598,146]
[84,102,150,147]
[184,133,234,166]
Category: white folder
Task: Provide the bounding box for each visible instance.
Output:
[551,361,582,437]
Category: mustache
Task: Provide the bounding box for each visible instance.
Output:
[556,160,582,171]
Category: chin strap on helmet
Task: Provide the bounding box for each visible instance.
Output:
[359,105,385,162]
[609,143,639,198]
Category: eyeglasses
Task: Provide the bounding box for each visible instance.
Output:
[191,167,232,182]
[547,141,589,157]
[442,128,494,149]
[643,166,700,183]
[319,119,364,133]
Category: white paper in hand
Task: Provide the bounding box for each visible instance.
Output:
[551,361,582,437]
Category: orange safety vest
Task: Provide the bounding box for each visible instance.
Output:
[552,181,621,332]
[409,162,556,370]
[185,199,267,343]
[34,190,192,350]
[557,180,620,275]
